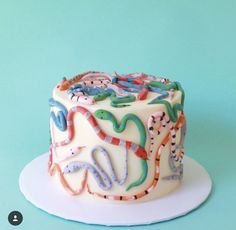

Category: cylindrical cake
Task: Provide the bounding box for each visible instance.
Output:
[48,71,186,202]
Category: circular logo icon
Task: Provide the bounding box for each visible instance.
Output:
[8,211,23,226]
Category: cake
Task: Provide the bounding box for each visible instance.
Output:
[48,71,186,202]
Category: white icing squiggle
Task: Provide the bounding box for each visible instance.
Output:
[68,92,95,105]
[54,146,85,163]
[63,146,128,191]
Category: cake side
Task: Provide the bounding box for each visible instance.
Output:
[48,72,186,202]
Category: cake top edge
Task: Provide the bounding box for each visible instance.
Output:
[57,71,172,91]
[52,71,185,109]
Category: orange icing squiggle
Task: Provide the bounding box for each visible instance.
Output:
[87,113,185,201]
[48,148,88,195]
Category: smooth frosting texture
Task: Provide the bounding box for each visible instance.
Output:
[48,71,186,203]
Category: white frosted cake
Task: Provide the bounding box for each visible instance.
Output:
[48,71,186,202]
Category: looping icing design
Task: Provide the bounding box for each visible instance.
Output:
[94,109,148,191]
[49,98,68,131]
[49,71,186,201]
[57,71,184,108]
[162,120,186,180]
[51,105,148,160]
[63,146,128,191]
[87,113,186,201]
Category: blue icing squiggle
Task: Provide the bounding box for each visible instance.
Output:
[117,80,147,90]
[68,84,114,95]
[148,86,169,100]
[49,98,68,131]
[63,146,128,191]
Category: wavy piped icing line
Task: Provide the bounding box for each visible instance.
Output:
[87,113,185,201]
[49,125,88,195]
[94,109,148,191]
[53,146,85,163]
[57,71,184,108]
[48,106,185,199]
[148,100,184,123]
[52,106,148,160]
[90,146,128,186]
[48,147,88,196]
[58,71,111,91]
[147,111,169,157]
[68,91,95,105]
[49,71,186,200]
[48,145,128,193]
[162,119,186,180]
[49,98,68,131]
[49,104,148,193]
[63,146,128,191]
[148,81,185,105]
[148,111,182,162]
[68,83,136,107]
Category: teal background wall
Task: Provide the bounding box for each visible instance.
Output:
[0,0,235,229]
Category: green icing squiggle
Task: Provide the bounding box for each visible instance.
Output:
[149,81,185,105]
[94,92,136,108]
[93,92,111,101]
[94,109,148,191]
[148,81,185,122]
[148,100,183,123]
[110,94,136,108]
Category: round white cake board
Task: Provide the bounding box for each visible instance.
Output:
[19,153,212,226]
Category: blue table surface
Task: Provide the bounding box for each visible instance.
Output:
[0,0,236,229]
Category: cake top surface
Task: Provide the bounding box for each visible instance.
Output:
[52,71,184,111]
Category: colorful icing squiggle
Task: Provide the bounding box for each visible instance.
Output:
[49,98,68,131]
[87,114,186,200]
[162,119,186,180]
[58,71,111,91]
[148,111,181,161]
[63,146,128,190]
[148,100,183,123]
[48,147,88,196]
[52,106,148,160]
[53,146,85,163]
[57,71,184,109]
[94,109,148,191]
[49,71,186,201]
